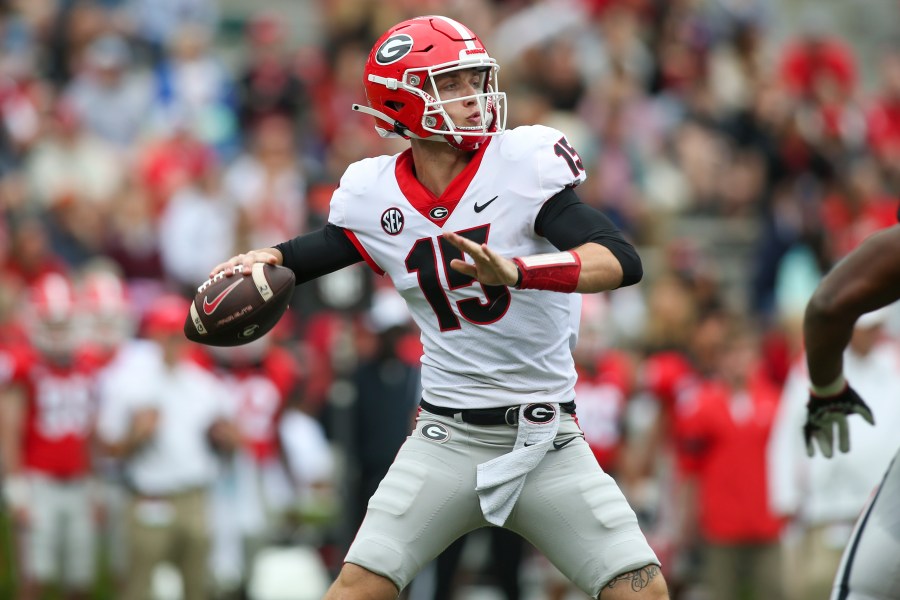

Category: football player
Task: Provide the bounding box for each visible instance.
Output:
[210,16,668,599]
[0,273,99,600]
[802,223,900,600]
[78,267,136,591]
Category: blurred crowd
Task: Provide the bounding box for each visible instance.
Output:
[2,0,900,599]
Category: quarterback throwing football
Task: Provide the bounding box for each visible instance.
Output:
[211,15,668,600]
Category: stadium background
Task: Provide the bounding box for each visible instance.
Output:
[2,0,900,598]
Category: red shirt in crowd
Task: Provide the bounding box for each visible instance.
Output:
[674,372,784,543]
[778,38,856,99]
[574,350,634,472]
[227,347,300,462]
[867,97,900,160]
[642,350,698,417]
[198,345,301,463]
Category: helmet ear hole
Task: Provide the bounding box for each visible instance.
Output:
[385,100,404,112]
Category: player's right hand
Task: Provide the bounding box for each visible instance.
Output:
[804,384,875,458]
[442,231,518,287]
[210,249,280,278]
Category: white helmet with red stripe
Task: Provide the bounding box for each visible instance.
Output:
[352,15,506,151]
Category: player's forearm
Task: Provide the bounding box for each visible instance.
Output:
[803,297,855,389]
[274,225,364,283]
[572,243,626,293]
[505,242,635,294]
[803,226,900,388]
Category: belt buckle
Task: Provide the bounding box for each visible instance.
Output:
[504,406,519,426]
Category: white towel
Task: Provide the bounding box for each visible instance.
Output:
[475,403,560,526]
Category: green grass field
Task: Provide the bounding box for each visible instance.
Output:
[0,509,117,600]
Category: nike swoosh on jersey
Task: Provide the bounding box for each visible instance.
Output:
[552,437,578,450]
[473,196,499,213]
[202,279,244,315]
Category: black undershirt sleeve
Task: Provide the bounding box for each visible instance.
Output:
[534,187,643,287]
[273,223,364,284]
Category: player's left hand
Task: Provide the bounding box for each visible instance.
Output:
[442,231,518,287]
[804,384,875,458]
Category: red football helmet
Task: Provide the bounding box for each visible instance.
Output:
[353,15,506,151]
[26,272,81,357]
[80,270,135,351]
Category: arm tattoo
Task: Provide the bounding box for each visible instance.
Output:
[604,565,661,592]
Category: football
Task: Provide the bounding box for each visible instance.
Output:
[184,263,295,347]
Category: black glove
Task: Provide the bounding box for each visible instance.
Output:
[804,384,875,458]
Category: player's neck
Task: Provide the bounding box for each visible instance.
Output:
[409,139,473,197]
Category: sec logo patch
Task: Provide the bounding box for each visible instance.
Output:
[381,207,404,235]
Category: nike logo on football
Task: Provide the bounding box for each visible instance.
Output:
[202,279,243,315]
[474,196,498,213]
[553,437,578,450]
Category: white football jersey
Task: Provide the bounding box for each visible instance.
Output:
[329,125,588,409]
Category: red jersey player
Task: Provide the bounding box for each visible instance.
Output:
[0,273,100,599]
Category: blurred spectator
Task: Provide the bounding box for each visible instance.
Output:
[777,12,856,104]
[157,149,236,294]
[768,308,900,600]
[277,396,337,531]
[24,100,125,267]
[819,157,897,263]
[126,0,219,64]
[0,273,100,600]
[2,215,68,285]
[95,294,238,600]
[223,115,308,250]
[44,0,117,86]
[152,24,238,157]
[25,100,123,212]
[101,180,166,283]
[674,317,784,600]
[707,17,771,114]
[521,36,587,112]
[135,120,212,213]
[866,45,900,178]
[202,337,305,596]
[64,33,154,150]
[348,287,420,530]
[0,54,45,162]
[236,13,309,133]
[572,295,636,475]
[308,39,369,147]
[628,298,719,591]
[580,71,653,239]
[649,0,712,97]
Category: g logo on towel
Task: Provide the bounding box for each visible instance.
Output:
[421,422,450,443]
[523,403,557,424]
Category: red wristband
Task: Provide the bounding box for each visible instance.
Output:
[512,251,582,292]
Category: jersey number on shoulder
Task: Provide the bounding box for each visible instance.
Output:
[554,136,584,178]
[405,225,511,332]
